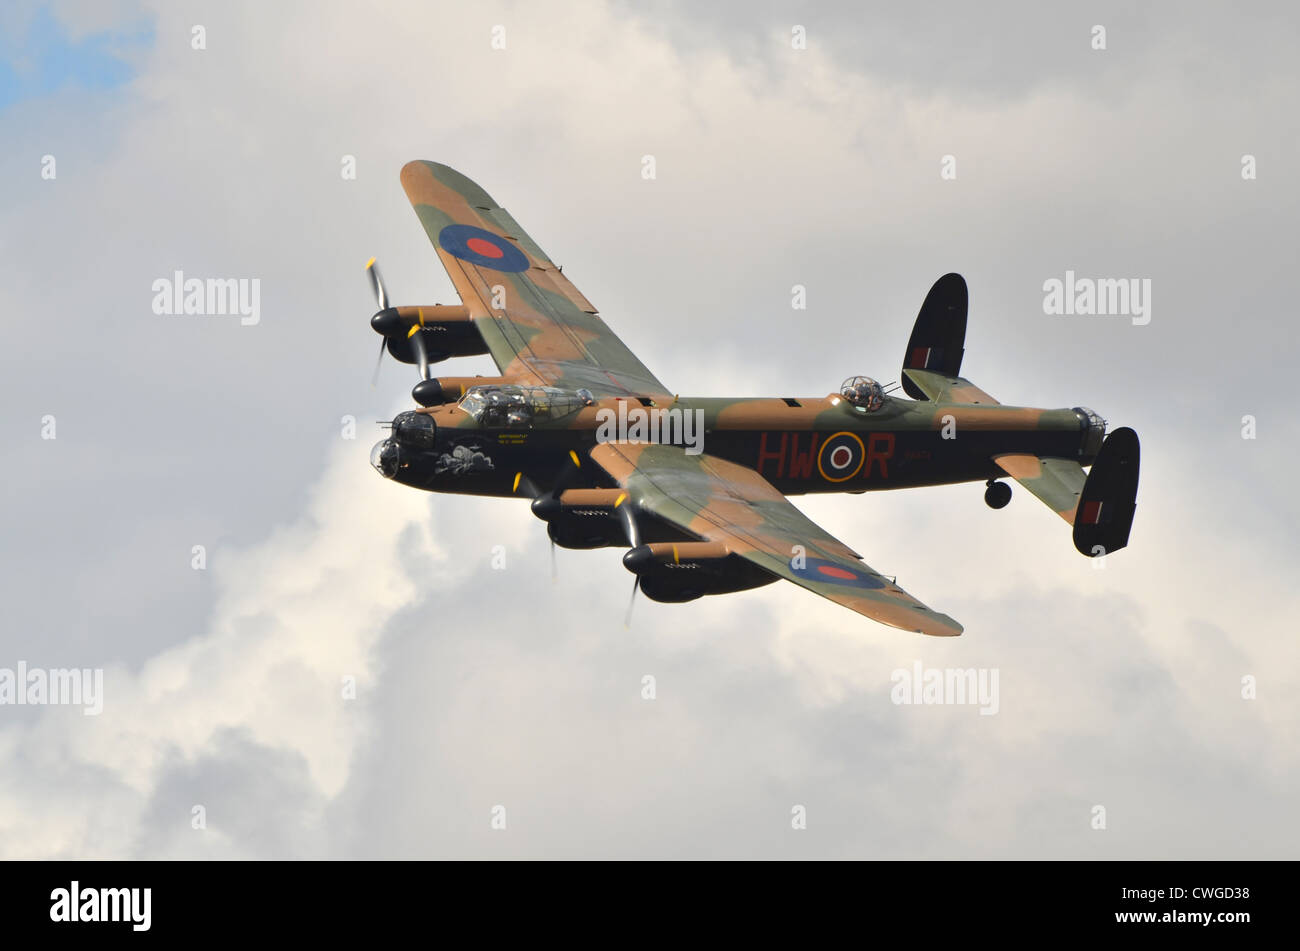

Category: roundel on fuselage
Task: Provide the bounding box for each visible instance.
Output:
[817,431,864,482]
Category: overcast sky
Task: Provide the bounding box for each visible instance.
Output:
[1,0,1297,858]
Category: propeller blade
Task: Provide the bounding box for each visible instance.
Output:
[366,257,388,310]
[617,496,639,548]
[550,449,585,498]
[512,472,543,499]
[550,536,557,583]
[624,575,640,628]
[618,499,640,627]
[370,337,386,387]
[408,326,430,380]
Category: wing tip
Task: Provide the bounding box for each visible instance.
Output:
[400,160,497,208]
[399,158,432,184]
[922,617,964,637]
[898,606,963,637]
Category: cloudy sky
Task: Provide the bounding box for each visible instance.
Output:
[1,0,1297,859]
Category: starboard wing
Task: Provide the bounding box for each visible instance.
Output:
[589,442,963,636]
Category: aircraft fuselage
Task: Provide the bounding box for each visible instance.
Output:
[371,393,1103,499]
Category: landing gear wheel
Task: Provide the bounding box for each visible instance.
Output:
[984,480,1012,509]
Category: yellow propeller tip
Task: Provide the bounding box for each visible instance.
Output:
[365,257,376,269]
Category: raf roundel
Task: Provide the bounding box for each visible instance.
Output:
[790,557,887,590]
[817,431,865,482]
[437,224,531,272]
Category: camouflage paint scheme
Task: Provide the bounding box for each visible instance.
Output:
[400,160,666,397]
[369,161,1140,637]
[590,442,963,637]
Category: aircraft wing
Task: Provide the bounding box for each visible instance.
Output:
[589,442,963,636]
[993,453,1087,523]
[400,160,668,399]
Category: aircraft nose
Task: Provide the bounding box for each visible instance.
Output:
[370,438,400,479]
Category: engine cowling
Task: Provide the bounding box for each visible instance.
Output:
[622,542,777,602]
[412,375,513,407]
[532,489,631,550]
[372,305,490,368]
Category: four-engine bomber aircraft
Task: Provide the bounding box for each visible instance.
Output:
[366,161,1140,636]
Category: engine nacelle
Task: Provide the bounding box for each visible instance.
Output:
[412,375,513,407]
[622,542,777,602]
[532,489,630,550]
[372,305,490,367]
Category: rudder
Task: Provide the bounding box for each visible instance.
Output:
[901,273,968,399]
[1073,427,1140,557]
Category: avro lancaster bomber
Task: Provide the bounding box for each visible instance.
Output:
[366,161,1140,636]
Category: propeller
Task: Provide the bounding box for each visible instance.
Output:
[407,310,430,380]
[369,255,439,397]
[510,471,558,580]
[624,575,639,628]
[370,337,387,387]
[617,496,639,547]
[367,258,392,387]
[368,260,433,392]
[551,452,583,586]
[511,471,541,498]
[554,450,584,495]
[618,496,640,627]
[522,453,590,585]
[366,257,388,310]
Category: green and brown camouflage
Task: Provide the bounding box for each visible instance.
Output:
[397,160,669,398]
[591,441,964,637]
[368,161,1140,635]
[405,390,1100,500]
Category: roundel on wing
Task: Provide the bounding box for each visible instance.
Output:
[790,557,886,589]
[437,224,531,272]
[817,431,865,482]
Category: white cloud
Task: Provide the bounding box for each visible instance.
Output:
[0,438,441,858]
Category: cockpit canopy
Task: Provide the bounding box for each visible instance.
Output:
[458,384,589,428]
[839,376,884,411]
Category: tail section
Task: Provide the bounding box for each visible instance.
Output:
[1073,427,1140,557]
